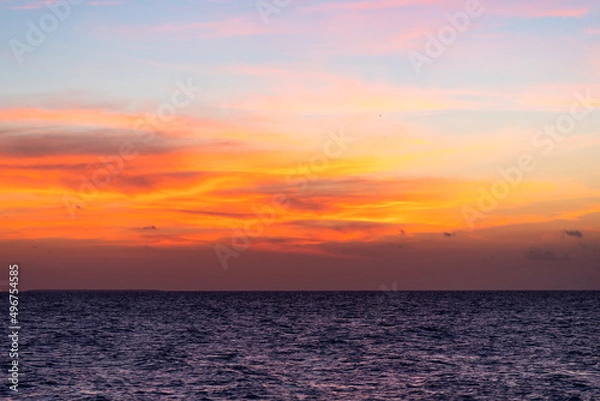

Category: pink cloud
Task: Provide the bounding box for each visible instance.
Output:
[524,7,589,18]
[494,1,591,19]
[7,0,122,9]
[95,15,278,40]
[302,0,446,13]
[587,27,600,35]
[303,0,591,20]
[8,0,48,9]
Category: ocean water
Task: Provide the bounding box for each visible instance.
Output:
[3,291,600,400]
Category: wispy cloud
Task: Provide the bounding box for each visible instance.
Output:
[7,0,124,9]
[524,247,569,261]
[563,229,584,238]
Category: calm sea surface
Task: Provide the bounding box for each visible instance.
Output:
[3,291,600,400]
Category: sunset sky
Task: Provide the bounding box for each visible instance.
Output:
[1,0,599,290]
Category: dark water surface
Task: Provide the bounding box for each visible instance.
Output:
[3,291,600,400]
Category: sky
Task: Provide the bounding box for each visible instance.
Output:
[1,0,599,290]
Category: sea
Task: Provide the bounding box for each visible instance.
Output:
[2,291,600,400]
